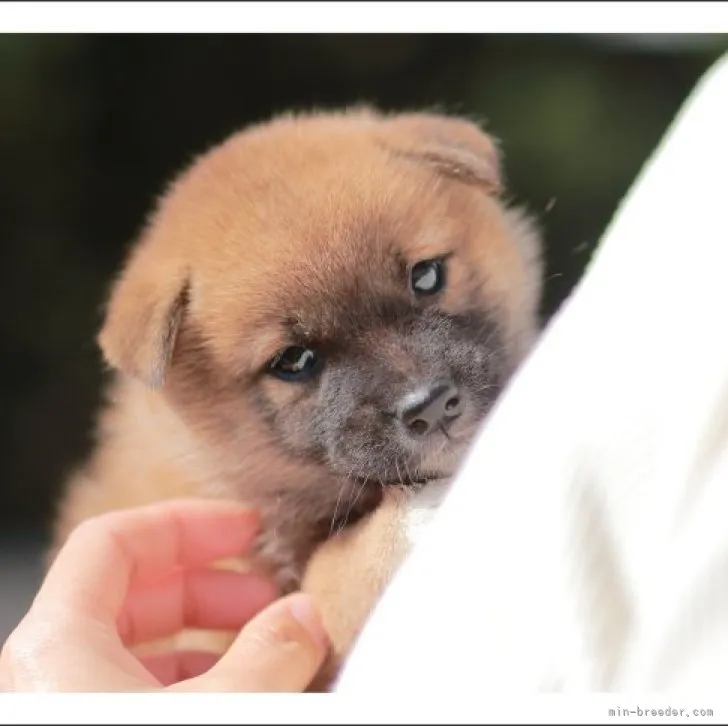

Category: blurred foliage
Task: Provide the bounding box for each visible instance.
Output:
[0,34,726,537]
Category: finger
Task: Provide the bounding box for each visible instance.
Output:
[118,568,279,646]
[176,593,329,693]
[140,651,221,686]
[36,499,260,625]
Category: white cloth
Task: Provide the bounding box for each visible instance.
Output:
[335,51,728,694]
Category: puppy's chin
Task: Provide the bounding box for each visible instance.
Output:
[336,427,475,490]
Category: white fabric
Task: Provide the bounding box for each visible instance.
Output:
[335,51,728,694]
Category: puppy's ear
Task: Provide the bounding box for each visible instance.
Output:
[98,236,189,389]
[383,112,503,194]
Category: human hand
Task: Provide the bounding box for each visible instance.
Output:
[0,499,329,692]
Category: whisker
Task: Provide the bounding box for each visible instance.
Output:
[349,476,367,514]
[395,459,404,488]
[403,457,413,484]
[329,480,347,537]
[337,476,368,536]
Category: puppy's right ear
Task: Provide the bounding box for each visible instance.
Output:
[382,112,503,195]
[98,237,189,389]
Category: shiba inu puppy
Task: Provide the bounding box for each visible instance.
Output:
[51,107,543,686]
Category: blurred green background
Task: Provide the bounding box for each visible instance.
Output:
[0,34,726,637]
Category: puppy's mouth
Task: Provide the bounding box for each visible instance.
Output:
[355,471,447,489]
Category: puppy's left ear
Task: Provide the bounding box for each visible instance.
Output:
[97,231,189,389]
[382,112,503,195]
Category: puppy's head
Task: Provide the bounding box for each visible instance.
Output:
[98,108,542,526]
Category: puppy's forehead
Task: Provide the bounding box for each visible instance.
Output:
[198,192,433,343]
[186,149,455,302]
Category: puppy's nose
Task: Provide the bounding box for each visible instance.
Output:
[397,381,464,437]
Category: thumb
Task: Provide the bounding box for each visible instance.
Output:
[176,593,330,693]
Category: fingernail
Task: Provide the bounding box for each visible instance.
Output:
[288,593,329,651]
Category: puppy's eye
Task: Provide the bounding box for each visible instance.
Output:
[268,346,321,382]
[410,258,445,296]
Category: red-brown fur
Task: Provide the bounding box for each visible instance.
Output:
[50,107,543,688]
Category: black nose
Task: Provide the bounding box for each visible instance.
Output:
[398,381,464,437]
